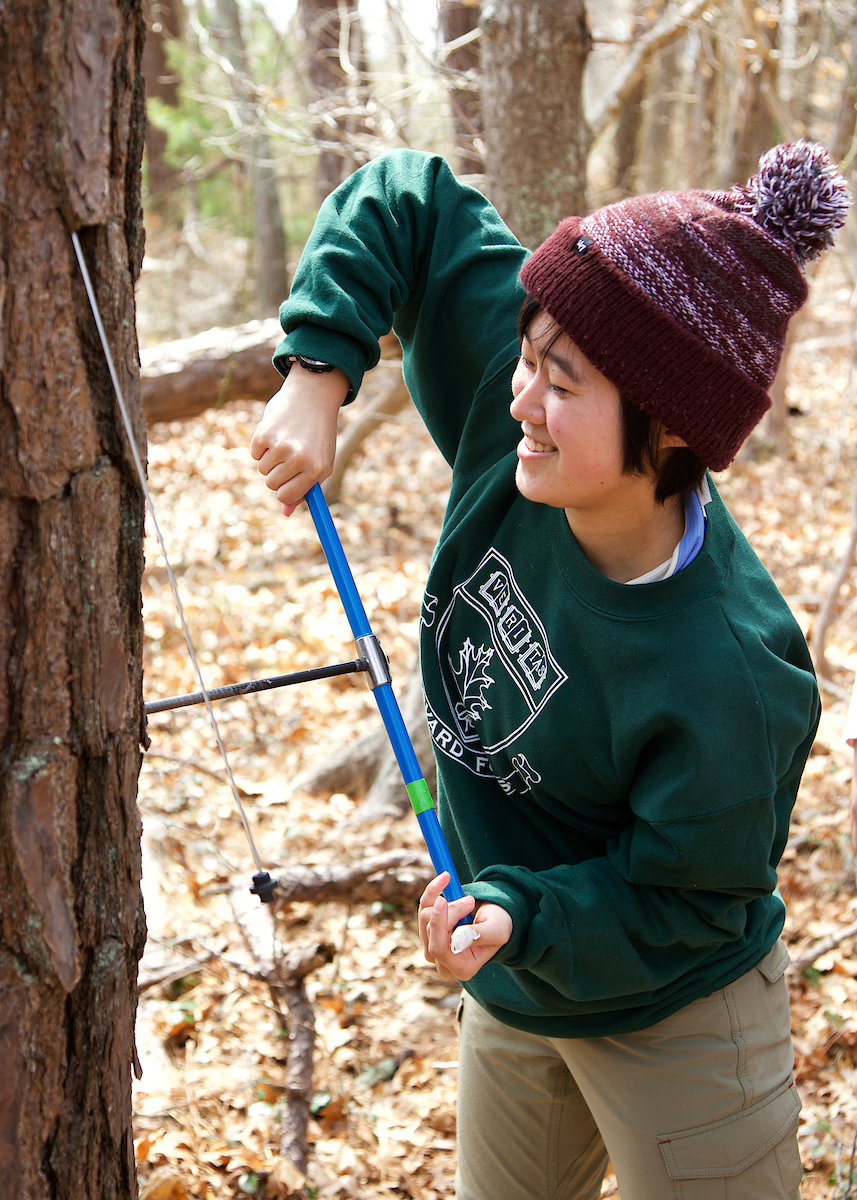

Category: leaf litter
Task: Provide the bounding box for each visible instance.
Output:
[136,247,857,1199]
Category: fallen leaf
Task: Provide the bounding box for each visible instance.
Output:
[265,1157,306,1199]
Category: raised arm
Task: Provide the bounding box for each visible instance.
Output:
[254,150,527,492]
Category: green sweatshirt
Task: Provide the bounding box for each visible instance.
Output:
[277,150,820,1038]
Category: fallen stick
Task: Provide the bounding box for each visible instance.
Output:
[274,849,432,906]
[137,952,216,994]
[275,942,336,1178]
[228,884,335,1185]
[787,920,857,976]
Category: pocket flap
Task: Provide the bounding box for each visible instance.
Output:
[756,939,790,983]
[658,1078,800,1180]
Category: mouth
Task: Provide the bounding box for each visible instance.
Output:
[522,434,556,455]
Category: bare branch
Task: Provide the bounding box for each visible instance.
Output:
[588,0,710,142]
[811,477,857,679]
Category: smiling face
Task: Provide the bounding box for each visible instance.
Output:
[510,309,689,580]
[510,311,640,515]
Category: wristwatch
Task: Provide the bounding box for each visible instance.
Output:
[283,354,336,375]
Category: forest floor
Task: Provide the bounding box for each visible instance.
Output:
[133,227,857,1200]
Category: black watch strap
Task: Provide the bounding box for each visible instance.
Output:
[284,354,335,374]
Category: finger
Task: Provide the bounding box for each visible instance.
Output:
[445,895,476,927]
[426,893,455,962]
[419,872,450,912]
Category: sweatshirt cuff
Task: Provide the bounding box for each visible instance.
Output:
[464,878,534,966]
[273,324,367,404]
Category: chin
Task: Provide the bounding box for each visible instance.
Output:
[515,464,557,508]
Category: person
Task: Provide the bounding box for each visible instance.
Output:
[250,142,849,1200]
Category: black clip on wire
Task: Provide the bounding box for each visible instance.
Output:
[250,870,278,904]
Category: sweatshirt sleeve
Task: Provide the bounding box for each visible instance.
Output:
[275,150,528,467]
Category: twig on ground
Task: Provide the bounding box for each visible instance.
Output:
[138,952,217,994]
[144,750,263,798]
[229,879,337,1186]
[811,477,857,679]
[787,920,857,976]
[274,849,432,906]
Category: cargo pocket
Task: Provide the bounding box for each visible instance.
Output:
[657,1076,800,1181]
[755,939,790,985]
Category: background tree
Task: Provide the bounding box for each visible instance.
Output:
[0,2,147,1196]
[211,0,290,316]
[438,0,484,173]
[480,0,592,245]
[298,0,371,204]
[142,0,185,223]
[722,0,780,186]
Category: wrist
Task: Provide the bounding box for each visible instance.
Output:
[284,355,353,404]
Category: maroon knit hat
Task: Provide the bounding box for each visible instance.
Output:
[519,142,849,470]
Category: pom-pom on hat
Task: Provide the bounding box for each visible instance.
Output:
[519,141,850,470]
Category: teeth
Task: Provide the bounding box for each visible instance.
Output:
[525,435,554,454]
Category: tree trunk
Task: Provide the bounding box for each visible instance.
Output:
[0,3,147,1198]
[721,0,779,187]
[141,0,184,223]
[298,0,369,205]
[211,0,290,317]
[640,38,681,192]
[439,0,484,174]
[684,26,719,187]
[480,0,592,247]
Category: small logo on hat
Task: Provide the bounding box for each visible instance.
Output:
[574,235,593,257]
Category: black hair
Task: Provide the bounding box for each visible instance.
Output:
[517,295,706,506]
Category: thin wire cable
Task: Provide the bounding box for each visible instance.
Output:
[71,231,263,872]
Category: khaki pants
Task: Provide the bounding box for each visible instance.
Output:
[456,941,801,1200]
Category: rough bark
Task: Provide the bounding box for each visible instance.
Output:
[480,0,591,245]
[0,3,147,1198]
[439,0,484,174]
[141,0,184,222]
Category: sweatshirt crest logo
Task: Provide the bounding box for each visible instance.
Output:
[452,638,495,730]
[426,548,567,775]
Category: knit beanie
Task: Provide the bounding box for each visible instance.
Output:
[519,141,850,470]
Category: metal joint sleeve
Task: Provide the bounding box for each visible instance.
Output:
[355,635,391,689]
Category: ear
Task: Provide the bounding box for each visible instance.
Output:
[660,428,688,449]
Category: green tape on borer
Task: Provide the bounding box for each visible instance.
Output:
[406,778,435,815]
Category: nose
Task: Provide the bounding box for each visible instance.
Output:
[510,367,546,425]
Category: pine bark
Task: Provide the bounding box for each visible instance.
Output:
[0,3,147,1198]
[480,0,591,247]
